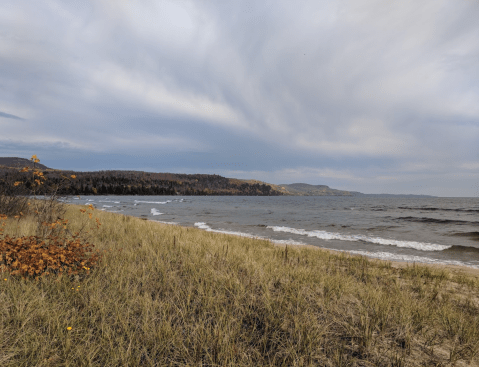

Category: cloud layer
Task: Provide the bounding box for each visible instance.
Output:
[1,0,478,196]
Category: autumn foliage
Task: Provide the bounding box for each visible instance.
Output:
[0,233,100,278]
[0,155,102,279]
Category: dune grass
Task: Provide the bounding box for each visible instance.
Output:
[1,201,479,366]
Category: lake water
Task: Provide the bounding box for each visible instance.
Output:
[61,195,479,268]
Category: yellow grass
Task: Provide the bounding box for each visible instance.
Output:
[1,201,479,366]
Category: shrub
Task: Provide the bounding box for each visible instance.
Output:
[0,232,101,279]
[0,155,102,279]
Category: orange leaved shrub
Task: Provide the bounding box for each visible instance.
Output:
[0,223,102,279]
[0,155,103,279]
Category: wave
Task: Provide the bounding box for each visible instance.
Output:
[194,222,259,239]
[150,208,163,216]
[194,222,305,246]
[398,206,479,213]
[450,231,479,240]
[194,222,260,238]
[135,200,171,204]
[395,216,479,225]
[266,226,451,251]
[152,220,179,225]
[443,244,479,253]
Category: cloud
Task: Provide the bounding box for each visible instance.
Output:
[0,0,478,195]
[0,137,87,152]
[90,64,242,127]
[460,162,479,171]
[184,0,479,159]
[0,111,24,120]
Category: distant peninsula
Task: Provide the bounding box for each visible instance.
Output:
[348,191,437,198]
[0,157,436,197]
[273,183,435,197]
[276,183,352,196]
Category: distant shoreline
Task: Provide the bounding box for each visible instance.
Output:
[0,157,438,197]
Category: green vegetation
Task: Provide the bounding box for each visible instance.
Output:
[1,203,479,366]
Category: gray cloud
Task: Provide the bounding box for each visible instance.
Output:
[0,0,478,196]
[0,111,24,120]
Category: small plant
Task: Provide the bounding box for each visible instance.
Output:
[0,155,102,279]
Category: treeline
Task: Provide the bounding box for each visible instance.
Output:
[0,167,282,196]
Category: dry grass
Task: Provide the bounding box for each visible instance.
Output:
[1,202,479,366]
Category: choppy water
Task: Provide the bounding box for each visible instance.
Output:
[60,195,479,268]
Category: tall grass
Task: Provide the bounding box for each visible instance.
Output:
[1,203,479,366]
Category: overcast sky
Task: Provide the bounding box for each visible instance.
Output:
[1,0,478,196]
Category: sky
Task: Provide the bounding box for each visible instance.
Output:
[1,0,478,197]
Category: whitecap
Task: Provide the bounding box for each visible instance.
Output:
[150,208,163,216]
[135,200,169,204]
[153,221,179,225]
[267,226,451,252]
[194,222,260,239]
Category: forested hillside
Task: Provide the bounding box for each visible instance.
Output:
[0,166,282,196]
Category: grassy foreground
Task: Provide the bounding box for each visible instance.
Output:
[1,203,479,366]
